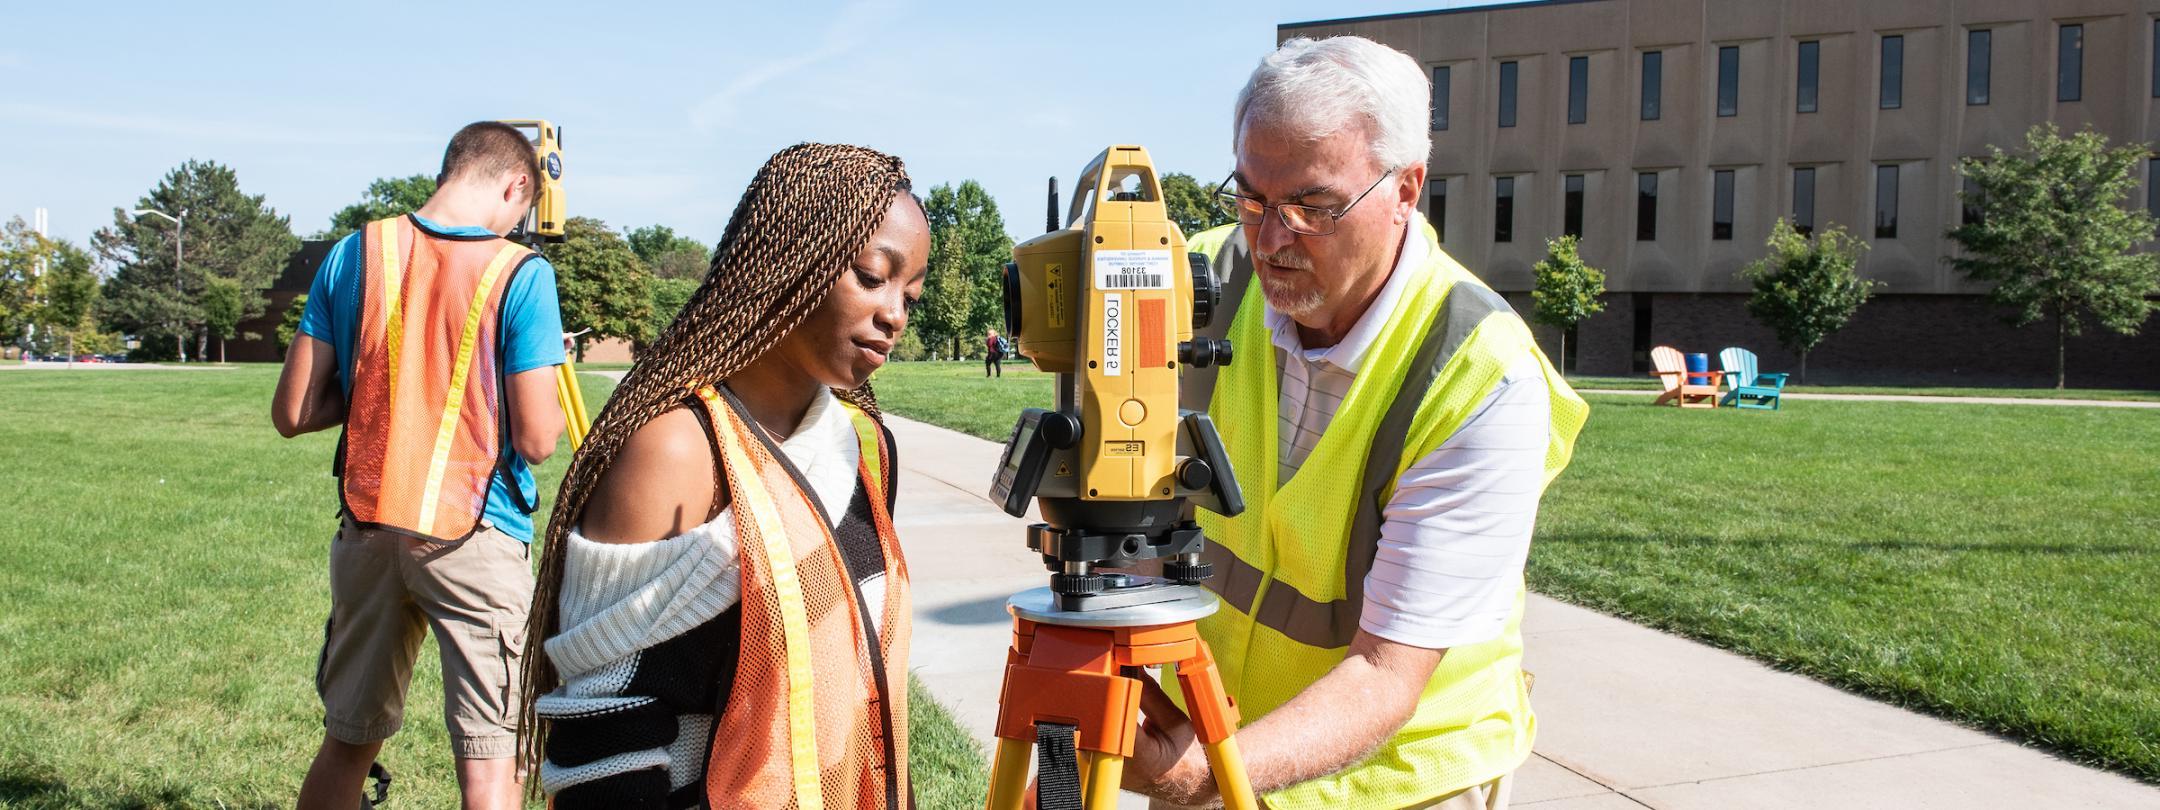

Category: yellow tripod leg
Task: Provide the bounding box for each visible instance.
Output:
[566,362,591,428]
[555,361,591,450]
[1206,738,1259,810]
[986,737,1032,810]
[1084,752,1124,808]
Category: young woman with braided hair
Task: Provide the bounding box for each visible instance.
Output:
[519,143,929,808]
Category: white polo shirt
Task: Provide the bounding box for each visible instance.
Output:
[1264,225,1549,650]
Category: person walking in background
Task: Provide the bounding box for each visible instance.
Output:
[985,327,1005,377]
[272,121,567,810]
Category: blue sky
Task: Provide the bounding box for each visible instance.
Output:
[3,0,1490,252]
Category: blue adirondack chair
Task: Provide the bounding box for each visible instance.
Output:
[1718,347,1788,410]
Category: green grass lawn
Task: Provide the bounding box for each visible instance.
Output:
[871,360,1056,441]
[1564,374,2160,401]
[870,361,2160,783]
[0,366,983,808]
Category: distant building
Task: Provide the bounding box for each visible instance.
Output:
[1282,0,2160,387]
[225,240,331,363]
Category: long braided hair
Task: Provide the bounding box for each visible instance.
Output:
[518,143,912,773]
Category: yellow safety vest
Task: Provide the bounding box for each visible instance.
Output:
[1174,219,1588,808]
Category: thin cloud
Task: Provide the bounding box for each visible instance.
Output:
[687,0,902,132]
[0,103,430,147]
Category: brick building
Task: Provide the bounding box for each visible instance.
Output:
[1282,0,2160,387]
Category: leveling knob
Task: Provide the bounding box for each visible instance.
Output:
[1177,458,1213,491]
[1165,558,1212,585]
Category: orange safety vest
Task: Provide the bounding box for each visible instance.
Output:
[338,215,537,542]
[693,384,912,809]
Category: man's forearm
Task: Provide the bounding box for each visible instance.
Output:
[291,388,347,435]
[272,336,347,437]
[1222,652,1427,795]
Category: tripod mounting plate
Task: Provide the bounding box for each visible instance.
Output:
[1008,583,1217,628]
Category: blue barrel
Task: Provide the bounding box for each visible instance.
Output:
[1686,352,1711,386]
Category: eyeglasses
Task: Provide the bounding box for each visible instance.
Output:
[1213,169,1396,236]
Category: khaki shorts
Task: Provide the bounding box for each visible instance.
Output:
[315,519,533,759]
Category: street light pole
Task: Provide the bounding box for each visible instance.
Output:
[131,207,186,362]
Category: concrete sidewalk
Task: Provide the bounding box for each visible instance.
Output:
[886,414,2159,809]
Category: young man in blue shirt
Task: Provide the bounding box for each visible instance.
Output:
[274,121,566,810]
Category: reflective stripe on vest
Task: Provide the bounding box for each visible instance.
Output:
[339,216,532,541]
[1177,217,1589,807]
[695,386,912,809]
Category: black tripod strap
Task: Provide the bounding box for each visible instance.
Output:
[1036,721,1085,810]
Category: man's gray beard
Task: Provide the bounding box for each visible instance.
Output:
[1260,273,1327,318]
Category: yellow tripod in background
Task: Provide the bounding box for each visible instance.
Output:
[554,330,594,450]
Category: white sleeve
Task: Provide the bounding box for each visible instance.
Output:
[1358,356,1548,650]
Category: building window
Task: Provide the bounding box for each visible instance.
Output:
[1875,164,1900,239]
[2149,159,2159,233]
[1963,173,1985,227]
[1713,170,1736,240]
[2059,24,2083,102]
[1717,45,1740,117]
[1495,176,1515,243]
[1499,61,1519,128]
[1969,29,1992,105]
[1637,172,1659,241]
[1432,66,1451,130]
[1880,35,1904,109]
[1568,55,1589,124]
[1793,167,1816,236]
[1641,50,1662,120]
[1564,174,1586,238]
[1797,40,1819,113]
[1429,179,1448,243]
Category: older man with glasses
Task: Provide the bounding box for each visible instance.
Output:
[1124,36,1589,810]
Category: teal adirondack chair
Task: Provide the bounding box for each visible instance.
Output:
[1718,347,1788,410]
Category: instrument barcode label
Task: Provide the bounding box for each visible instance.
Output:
[1093,249,1174,290]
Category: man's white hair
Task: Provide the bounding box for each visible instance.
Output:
[1235,36,1431,171]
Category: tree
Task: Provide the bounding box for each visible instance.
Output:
[911,241,974,360]
[639,276,700,354]
[93,160,296,362]
[922,181,1012,358]
[0,216,54,351]
[4,229,114,361]
[1163,172,1233,238]
[1947,124,2160,388]
[1529,235,1606,371]
[199,276,259,363]
[650,246,709,281]
[41,241,103,361]
[1741,218,1878,382]
[552,217,654,359]
[322,175,436,240]
[624,226,710,281]
[277,293,308,353]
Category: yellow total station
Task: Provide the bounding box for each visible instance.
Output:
[496,119,567,243]
[985,147,1251,809]
[992,144,1241,607]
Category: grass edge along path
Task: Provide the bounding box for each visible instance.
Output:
[869,361,2160,785]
